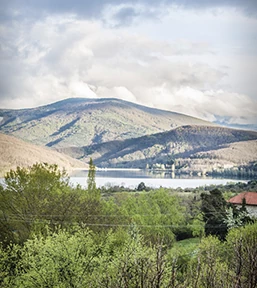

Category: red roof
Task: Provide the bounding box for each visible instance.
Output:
[229,192,257,206]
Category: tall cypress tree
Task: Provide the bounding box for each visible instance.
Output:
[87,158,97,197]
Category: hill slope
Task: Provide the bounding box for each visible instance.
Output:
[57,126,257,174]
[0,98,215,148]
[0,133,87,176]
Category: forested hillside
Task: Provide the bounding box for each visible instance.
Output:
[57,125,257,175]
[0,97,215,148]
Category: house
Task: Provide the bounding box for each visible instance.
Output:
[228,192,257,217]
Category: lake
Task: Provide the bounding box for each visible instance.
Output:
[70,169,248,189]
[0,169,248,190]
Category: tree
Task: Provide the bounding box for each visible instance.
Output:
[201,189,228,240]
[190,212,205,238]
[120,188,186,246]
[137,182,146,191]
[227,222,257,288]
[87,158,98,198]
[0,163,78,244]
[13,227,101,287]
[0,242,21,287]
[187,236,231,287]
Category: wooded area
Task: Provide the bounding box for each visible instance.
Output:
[0,163,256,287]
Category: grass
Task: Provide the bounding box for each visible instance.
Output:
[174,237,200,250]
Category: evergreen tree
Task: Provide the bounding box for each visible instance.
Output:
[87,158,97,197]
[201,188,228,240]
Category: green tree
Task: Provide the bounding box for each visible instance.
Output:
[13,227,102,287]
[95,230,171,288]
[0,163,79,244]
[137,181,146,191]
[201,189,228,240]
[227,222,257,288]
[187,236,231,287]
[5,227,173,288]
[189,212,205,238]
[0,243,20,287]
[87,158,98,198]
[120,189,186,246]
[225,206,252,231]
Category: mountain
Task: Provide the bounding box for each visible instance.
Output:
[214,119,257,132]
[57,125,257,174]
[0,133,87,176]
[0,98,215,148]
[2,97,256,176]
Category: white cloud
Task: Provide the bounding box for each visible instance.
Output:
[0,11,256,126]
[69,81,97,98]
[132,85,257,124]
[96,86,137,103]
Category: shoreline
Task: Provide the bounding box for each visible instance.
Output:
[71,167,142,171]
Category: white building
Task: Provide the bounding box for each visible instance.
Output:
[228,192,257,218]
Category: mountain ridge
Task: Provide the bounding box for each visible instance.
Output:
[56,125,257,175]
[1,97,256,176]
[0,97,216,148]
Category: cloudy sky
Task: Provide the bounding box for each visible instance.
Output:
[1,0,257,126]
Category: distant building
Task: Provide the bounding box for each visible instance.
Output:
[228,192,257,217]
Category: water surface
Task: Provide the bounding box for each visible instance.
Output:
[0,169,247,190]
[70,169,247,189]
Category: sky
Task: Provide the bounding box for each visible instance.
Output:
[0,0,257,126]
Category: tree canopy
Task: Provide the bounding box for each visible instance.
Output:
[0,163,256,287]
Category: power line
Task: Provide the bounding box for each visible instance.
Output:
[1,217,228,229]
